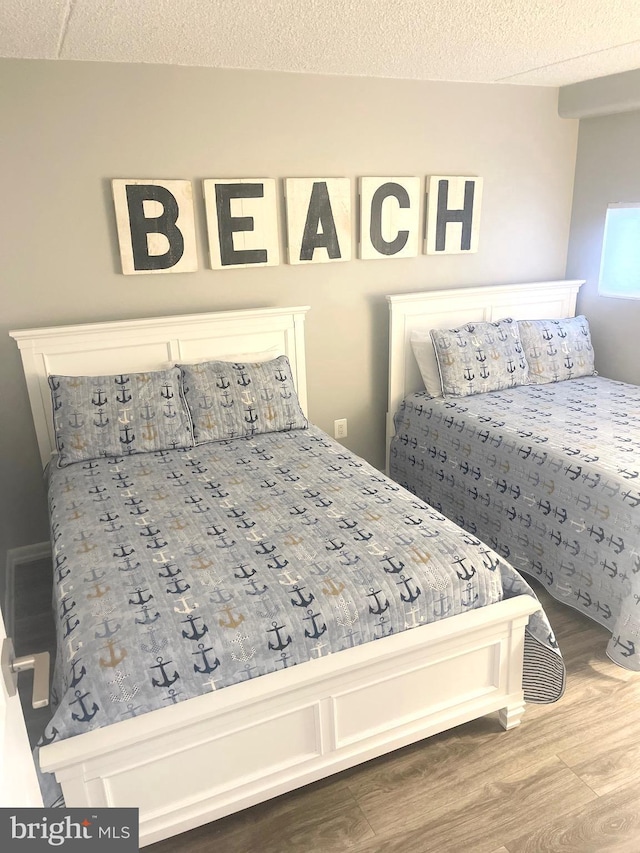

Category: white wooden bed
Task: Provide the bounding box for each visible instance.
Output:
[386,279,586,472]
[11,305,540,847]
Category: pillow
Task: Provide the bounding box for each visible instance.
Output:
[430,318,529,397]
[410,331,443,397]
[179,355,308,444]
[49,368,194,467]
[518,316,596,384]
[164,346,281,369]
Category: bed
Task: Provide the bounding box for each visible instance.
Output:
[387,279,640,673]
[10,305,564,847]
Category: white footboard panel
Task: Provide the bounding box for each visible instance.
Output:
[40,595,539,846]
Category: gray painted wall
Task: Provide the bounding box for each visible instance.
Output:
[567,109,640,384]
[1,58,578,572]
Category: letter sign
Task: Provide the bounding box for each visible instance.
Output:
[285,178,351,264]
[203,178,280,269]
[112,179,198,274]
[425,176,483,254]
[360,177,420,259]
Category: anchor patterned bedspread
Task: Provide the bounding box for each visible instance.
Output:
[390,376,640,671]
[39,425,565,805]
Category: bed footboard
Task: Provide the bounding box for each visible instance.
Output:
[40,595,538,847]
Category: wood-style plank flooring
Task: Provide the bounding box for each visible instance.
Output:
[13,557,640,852]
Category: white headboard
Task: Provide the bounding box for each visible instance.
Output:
[10,305,310,469]
[385,279,585,470]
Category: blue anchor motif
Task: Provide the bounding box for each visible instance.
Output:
[612,635,636,658]
[381,554,405,574]
[461,583,479,607]
[94,619,121,640]
[235,367,251,387]
[234,563,256,579]
[181,614,208,641]
[63,613,80,638]
[70,690,99,723]
[290,585,315,607]
[367,588,390,615]
[452,555,476,581]
[397,574,421,603]
[303,609,327,640]
[596,601,612,620]
[39,725,60,747]
[267,621,292,651]
[135,604,161,625]
[129,587,153,606]
[245,577,268,596]
[434,593,452,618]
[116,385,132,405]
[59,596,76,619]
[193,643,220,674]
[166,578,191,595]
[69,658,87,688]
[151,656,180,688]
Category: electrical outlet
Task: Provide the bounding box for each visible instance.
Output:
[334,418,348,439]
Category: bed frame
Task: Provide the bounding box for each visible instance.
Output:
[12,305,540,847]
[386,279,586,472]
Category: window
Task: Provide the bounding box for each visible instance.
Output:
[598,203,640,299]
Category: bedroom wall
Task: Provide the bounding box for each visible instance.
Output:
[566,108,640,384]
[0,58,578,573]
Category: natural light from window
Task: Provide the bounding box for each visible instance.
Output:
[598,203,640,299]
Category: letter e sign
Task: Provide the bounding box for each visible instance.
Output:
[112,179,198,274]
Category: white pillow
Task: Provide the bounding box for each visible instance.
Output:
[410,330,443,397]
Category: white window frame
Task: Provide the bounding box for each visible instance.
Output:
[598,202,640,300]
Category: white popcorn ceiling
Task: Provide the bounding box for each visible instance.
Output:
[2,0,640,86]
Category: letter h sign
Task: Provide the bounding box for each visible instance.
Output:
[425,176,483,254]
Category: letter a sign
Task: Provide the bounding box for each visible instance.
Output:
[112,179,198,274]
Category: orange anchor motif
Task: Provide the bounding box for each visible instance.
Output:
[70,434,87,452]
[322,577,345,596]
[201,413,218,431]
[218,605,245,629]
[364,510,382,522]
[68,508,83,521]
[142,422,157,442]
[87,582,110,598]
[191,556,213,570]
[264,404,277,422]
[98,638,127,668]
[169,517,187,531]
[76,540,97,555]
[410,548,431,565]
[283,533,303,547]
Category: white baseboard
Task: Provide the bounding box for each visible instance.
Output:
[4,542,52,638]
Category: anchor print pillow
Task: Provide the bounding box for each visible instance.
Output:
[430,317,529,397]
[48,368,194,467]
[517,316,596,384]
[179,355,308,444]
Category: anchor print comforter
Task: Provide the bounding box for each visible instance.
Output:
[39,426,565,805]
[390,376,640,671]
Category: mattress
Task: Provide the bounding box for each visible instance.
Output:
[390,376,640,671]
[40,425,565,804]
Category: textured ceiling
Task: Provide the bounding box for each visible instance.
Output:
[3,0,640,87]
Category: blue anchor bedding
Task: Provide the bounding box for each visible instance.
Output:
[39,425,565,806]
[390,376,640,671]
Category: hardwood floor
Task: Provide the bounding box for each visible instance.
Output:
[12,558,640,852]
